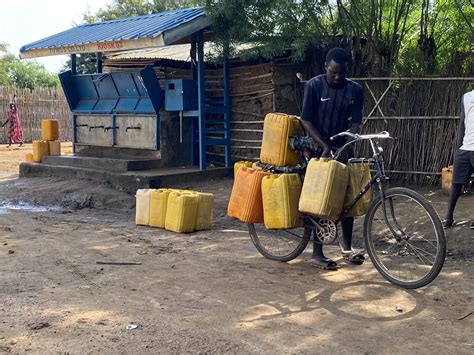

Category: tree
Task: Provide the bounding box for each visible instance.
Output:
[0,44,59,89]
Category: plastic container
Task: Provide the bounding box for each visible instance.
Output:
[234,161,253,178]
[32,140,49,162]
[48,140,61,156]
[227,167,270,223]
[299,158,349,221]
[343,163,372,217]
[149,189,172,228]
[25,153,34,163]
[260,113,304,166]
[441,165,453,195]
[251,162,262,170]
[165,191,199,233]
[195,192,214,230]
[41,119,59,141]
[262,173,303,229]
[135,189,152,226]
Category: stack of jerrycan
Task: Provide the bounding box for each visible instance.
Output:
[259,113,304,229]
[32,119,60,162]
[228,113,304,229]
[136,188,214,233]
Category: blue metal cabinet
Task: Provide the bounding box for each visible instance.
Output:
[164,79,197,111]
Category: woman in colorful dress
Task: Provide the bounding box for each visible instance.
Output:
[2,101,24,146]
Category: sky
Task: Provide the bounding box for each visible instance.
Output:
[0,0,112,73]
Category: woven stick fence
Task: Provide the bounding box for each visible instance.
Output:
[0,86,71,143]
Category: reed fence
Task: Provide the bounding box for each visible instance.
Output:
[0,86,70,143]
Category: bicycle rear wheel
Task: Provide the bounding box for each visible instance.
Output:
[364,187,446,289]
[248,224,311,262]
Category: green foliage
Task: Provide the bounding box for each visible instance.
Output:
[83,0,201,22]
[0,44,59,89]
[63,0,472,76]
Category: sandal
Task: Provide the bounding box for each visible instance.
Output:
[341,250,365,265]
[442,218,454,229]
[308,257,338,270]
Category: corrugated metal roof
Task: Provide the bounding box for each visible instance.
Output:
[104,43,255,62]
[20,7,210,58]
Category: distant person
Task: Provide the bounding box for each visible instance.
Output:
[2,100,24,147]
[443,88,474,229]
[300,47,365,269]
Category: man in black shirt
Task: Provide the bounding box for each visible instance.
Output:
[301,47,365,270]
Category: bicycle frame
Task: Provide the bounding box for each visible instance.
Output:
[304,131,407,242]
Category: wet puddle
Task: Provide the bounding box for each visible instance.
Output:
[0,201,62,214]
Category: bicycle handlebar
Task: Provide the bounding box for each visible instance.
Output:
[330,130,391,141]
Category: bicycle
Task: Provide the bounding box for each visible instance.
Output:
[248,131,446,289]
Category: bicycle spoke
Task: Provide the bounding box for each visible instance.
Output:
[365,188,445,288]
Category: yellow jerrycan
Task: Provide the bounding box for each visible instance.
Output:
[260,113,304,166]
[299,158,349,221]
[343,163,372,217]
[135,189,153,225]
[165,191,199,233]
[32,140,49,162]
[41,119,59,141]
[233,161,253,178]
[195,192,214,230]
[262,173,303,229]
[149,189,172,228]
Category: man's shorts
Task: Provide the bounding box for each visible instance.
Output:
[453,149,474,185]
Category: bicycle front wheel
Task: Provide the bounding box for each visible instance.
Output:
[248,224,311,262]
[364,187,446,289]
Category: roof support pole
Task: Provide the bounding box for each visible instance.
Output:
[96,52,103,73]
[197,30,206,170]
[71,54,76,75]
[223,40,231,168]
[191,34,197,81]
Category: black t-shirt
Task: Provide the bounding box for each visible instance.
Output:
[301,74,363,148]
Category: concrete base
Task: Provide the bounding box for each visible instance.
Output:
[42,155,162,173]
[20,161,232,193]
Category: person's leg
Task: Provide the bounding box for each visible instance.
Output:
[339,217,365,264]
[444,149,471,228]
[309,242,337,270]
[444,184,463,226]
[339,217,354,251]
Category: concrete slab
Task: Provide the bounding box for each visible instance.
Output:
[19,162,232,192]
[42,155,162,173]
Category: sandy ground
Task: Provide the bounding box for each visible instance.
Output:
[0,143,473,354]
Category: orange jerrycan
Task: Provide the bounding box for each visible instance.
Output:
[233,161,253,178]
[48,140,61,156]
[260,113,304,166]
[299,158,349,221]
[262,173,303,229]
[227,167,270,223]
[441,166,453,195]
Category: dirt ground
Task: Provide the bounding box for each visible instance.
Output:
[0,143,473,354]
